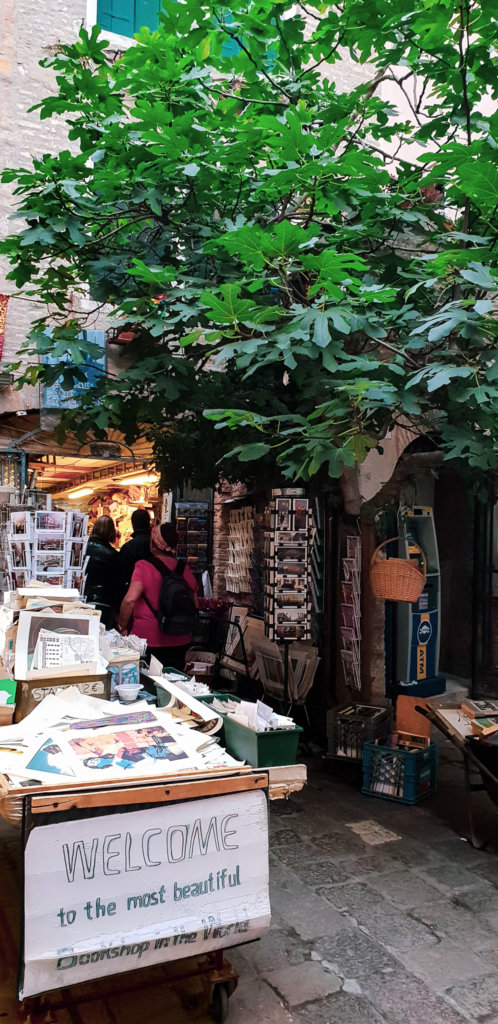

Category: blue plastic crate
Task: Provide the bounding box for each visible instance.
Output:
[362,740,438,805]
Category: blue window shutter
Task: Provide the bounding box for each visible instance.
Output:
[135,0,161,32]
[97,0,135,37]
[219,9,241,58]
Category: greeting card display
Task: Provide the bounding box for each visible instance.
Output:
[264,489,312,642]
[340,535,361,690]
[225,505,254,594]
[175,501,210,572]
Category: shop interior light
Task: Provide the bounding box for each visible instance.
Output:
[116,472,159,486]
[68,487,94,499]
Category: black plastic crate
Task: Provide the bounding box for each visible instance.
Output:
[327,703,391,761]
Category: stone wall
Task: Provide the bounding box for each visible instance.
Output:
[0,0,86,414]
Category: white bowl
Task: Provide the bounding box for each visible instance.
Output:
[115,684,142,703]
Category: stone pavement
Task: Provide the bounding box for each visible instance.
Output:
[2,732,498,1023]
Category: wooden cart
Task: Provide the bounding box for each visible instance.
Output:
[421,698,498,850]
[0,763,305,1023]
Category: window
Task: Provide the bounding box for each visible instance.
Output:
[95,0,239,52]
[96,0,161,38]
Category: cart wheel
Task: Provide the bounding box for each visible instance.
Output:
[209,983,229,1023]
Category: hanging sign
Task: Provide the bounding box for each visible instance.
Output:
[20,789,270,998]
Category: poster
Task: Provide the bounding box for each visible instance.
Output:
[21,789,270,998]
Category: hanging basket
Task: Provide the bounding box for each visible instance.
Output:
[370,537,426,603]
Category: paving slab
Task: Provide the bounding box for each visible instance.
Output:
[291,990,389,1024]
[316,881,438,950]
[415,860,491,894]
[444,973,498,1020]
[364,970,471,1024]
[229,924,310,979]
[269,878,353,941]
[393,939,495,992]
[407,896,498,950]
[366,866,445,909]
[266,961,342,1007]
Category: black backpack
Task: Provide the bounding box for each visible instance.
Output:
[143,556,198,637]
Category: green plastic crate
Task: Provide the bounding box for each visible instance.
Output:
[199,694,302,768]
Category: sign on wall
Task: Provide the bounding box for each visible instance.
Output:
[20,789,270,998]
[42,329,106,410]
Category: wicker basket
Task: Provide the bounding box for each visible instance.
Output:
[370,537,426,603]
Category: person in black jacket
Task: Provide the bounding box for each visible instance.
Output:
[83,515,120,628]
[118,508,152,597]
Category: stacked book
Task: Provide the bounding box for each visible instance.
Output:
[461,698,498,743]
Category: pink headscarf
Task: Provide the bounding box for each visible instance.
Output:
[151,524,169,551]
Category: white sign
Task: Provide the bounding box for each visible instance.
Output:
[21,789,270,998]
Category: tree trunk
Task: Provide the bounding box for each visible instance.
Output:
[340,464,361,515]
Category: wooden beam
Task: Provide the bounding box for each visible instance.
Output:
[30,772,268,814]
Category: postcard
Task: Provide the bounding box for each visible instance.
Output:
[342,557,357,582]
[275,623,307,641]
[35,511,66,532]
[67,541,85,568]
[11,569,29,588]
[340,626,355,652]
[275,498,291,530]
[277,561,307,576]
[276,606,308,625]
[36,533,65,553]
[9,511,31,538]
[277,544,307,562]
[276,593,307,608]
[10,540,30,569]
[347,535,361,562]
[35,552,65,573]
[294,497,309,531]
[341,603,356,630]
[68,511,88,539]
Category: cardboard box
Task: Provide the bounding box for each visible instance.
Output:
[106,648,140,694]
[0,705,15,726]
[15,672,110,721]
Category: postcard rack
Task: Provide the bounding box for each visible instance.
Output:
[175,501,211,575]
[1,507,88,592]
[6,767,272,1023]
[264,489,312,644]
